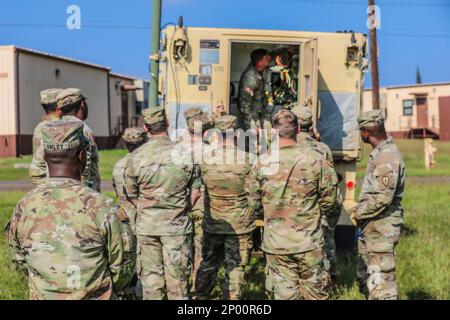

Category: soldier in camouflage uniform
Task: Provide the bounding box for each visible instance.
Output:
[29,88,63,185]
[265,49,297,114]
[112,127,149,231]
[352,110,405,300]
[8,121,135,300]
[295,107,342,282]
[248,110,338,300]
[112,127,148,300]
[195,115,256,300]
[238,49,272,131]
[57,88,101,192]
[182,108,215,296]
[124,106,202,300]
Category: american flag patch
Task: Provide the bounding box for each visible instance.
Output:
[244,87,254,96]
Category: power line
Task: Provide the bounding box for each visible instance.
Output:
[281,0,450,6]
[381,32,450,38]
[1,23,449,38]
[0,23,150,30]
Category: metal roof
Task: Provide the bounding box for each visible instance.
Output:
[5,45,111,71]
[109,72,146,82]
[1,45,146,81]
[365,81,450,91]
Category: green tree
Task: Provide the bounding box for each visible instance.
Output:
[416,66,422,84]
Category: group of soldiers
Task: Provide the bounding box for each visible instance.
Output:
[6,49,405,301]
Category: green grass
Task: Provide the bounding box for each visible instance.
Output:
[97,150,127,181]
[2,182,447,300]
[357,139,450,177]
[0,156,32,181]
[0,192,28,299]
[0,150,128,182]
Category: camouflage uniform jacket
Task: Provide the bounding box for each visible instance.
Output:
[249,144,339,254]
[177,137,207,220]
[124,136,202,236]
[265,65,297,107]
[297,132,333,163]
[356,137,405,222]
[199,143,256,235]
[297,133,342,230]
[238,64,267,119]
[29,114,60,185]
[8,178,135,300]
[62,115,101,192]
[112,153,137,227]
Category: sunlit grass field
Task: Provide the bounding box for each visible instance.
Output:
[0,139,449,299]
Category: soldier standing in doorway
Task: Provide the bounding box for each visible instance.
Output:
[266,48,298,115]
[238,49,272,132]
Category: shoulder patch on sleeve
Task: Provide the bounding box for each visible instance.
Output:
[374,163,394,177]
[381,176,390,187]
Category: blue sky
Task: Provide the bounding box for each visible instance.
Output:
[0,0,449,86]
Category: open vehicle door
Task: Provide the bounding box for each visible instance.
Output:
[298,38,319,122]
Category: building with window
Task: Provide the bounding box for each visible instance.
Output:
[0,45,148,158]
[363,82,450,140]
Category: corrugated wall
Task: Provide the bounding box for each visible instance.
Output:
[18,52,110,137]
[0,46,17,135]
[0,46,18,157]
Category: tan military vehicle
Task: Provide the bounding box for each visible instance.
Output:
[158,25,368,242]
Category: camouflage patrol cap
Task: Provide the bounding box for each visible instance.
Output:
[184,107,203,132]
[184,107,203,121]
[294,107,313,128]
[40,88,63,105]
[358,110,384,129]
[56,88,86,110]
[215,115,237,132]
[142,106,166,125]
[273,109,298,136]
[185,110,215,133]
[273,109,297,124]
[122,127,148,144]
[198,113,215,131]
[41,120,88,151]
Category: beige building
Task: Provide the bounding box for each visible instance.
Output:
[363,82,450,140]
[0,45,148,158]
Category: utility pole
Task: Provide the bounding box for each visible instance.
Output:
[368,0,380,110]
[149,0,162,108]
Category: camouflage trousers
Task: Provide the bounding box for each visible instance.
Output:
[239,106,273,132]
[322,199,341,281]
[265,247,331,300]
[190,214,204,294]
[357,216,402,300]
[240,109,274,155]
[116,215,139,299]
[136,234,192,300]
[323,227,337,279]
[195,232,253,300]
